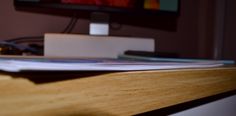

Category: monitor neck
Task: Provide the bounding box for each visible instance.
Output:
[89,12,109,36]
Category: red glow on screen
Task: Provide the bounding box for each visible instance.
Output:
[61,0,135,8]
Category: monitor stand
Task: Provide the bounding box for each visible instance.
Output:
[44,12,155,58]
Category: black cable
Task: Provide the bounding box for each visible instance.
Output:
[67,18,78,33]
[0,41,42,55]
[9,39,44,43]
[65,13,78,33]
[61,16,77,33]
[5,36,44,43]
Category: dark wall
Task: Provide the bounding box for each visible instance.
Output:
[223,0,236,61]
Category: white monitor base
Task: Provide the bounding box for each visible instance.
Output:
[44,33,155,58]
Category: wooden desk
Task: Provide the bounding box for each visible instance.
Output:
[0,67,236,116]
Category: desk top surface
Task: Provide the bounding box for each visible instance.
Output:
[0,67,236,116]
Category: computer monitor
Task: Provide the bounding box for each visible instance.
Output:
[14,0,180,35]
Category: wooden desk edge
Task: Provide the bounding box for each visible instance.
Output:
[0,67,235,116]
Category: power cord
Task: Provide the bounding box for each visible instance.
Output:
[62,15,78,33]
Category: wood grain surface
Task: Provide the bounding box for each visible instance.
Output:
[0,67,236,116]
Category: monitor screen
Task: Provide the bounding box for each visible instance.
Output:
[15,0,179,14]
[14,0,180,31]
[59,0,179,13]
[61,0,136,8]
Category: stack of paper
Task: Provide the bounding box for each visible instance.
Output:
[0,57,224,72]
